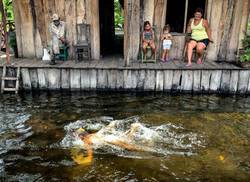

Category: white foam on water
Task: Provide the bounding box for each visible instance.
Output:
[61,116,204,158]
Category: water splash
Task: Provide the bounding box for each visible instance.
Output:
[61,116,204,158]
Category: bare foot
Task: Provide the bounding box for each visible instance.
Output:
[197,58,202,64]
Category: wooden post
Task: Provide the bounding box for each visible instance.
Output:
[143,0,154,23]
[0,0,10,64]
[124,0,140,65]
[153,0,167,58]
[183,0,188,33]
[86,0,100,60]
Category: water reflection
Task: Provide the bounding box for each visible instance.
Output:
[0,92,249,181]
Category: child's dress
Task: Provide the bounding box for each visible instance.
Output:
[163,33,172,50]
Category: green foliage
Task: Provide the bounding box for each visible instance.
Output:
[114,0,124,30]
[240,48,250,62]
[242,34,250,49]
[240,19,250,62]
[1,0,14,32]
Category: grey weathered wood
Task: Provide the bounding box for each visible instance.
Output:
[124,0,140,62]
[238,70,250,94]
[124,70,132,90]
[15,67,21,94]
[172,70,182,91]
[0,68,2,89]
[229,70,239,93]
[220,70,231,93]
[89,69,97,90]
[70,69,81,90]
[29,69,38,89]
[181,70,193,92]
[97,69,107,89]
[193,70,201,92]
[248,76,250,94]
[107,69,117,89]
[156,71,164,91]
[0,66,5,93]
[81,69,90,90]
[1,59,250,94]
[47,69,61,90]
[2,77,18,80]
[123,70,138,90]
[201,70,211,92]
[116,70,124,90]
[163,70,173,91]
[37,69,47,89]
[61,69,70,89]
[210,70,222,92]
[131,70,138,89]
[137,70,146,90]
[144,70,155,91]
[21,68,31,89]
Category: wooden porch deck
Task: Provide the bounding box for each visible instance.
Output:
[0,58,244,70]
[0,58,249,94]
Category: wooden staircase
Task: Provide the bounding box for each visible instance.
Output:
[1,66,20,94]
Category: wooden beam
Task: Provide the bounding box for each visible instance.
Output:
[124,0,140,64]
[143,0,154,23]
[183,0,188,33]
[86,0,100,60]
[0,0,10,64]
[153,0,167,58]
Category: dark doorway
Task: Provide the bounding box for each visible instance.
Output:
[99,0,124,58]
[166,0,206,33]
[166,0,186,33]
[187,0,206,21]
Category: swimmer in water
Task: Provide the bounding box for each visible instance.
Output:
[71,122,154,165]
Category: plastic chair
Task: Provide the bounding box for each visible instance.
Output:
[141,45,157,63]
[56,44,69,61]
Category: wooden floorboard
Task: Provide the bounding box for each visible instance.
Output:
[0,58,247,70]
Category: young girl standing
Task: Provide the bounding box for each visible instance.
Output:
[161,25,172,62]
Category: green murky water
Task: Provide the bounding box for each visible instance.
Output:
[0,92,249,181]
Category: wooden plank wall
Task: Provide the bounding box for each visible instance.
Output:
[141,0,250,61]
[1,67,249,94]
[12,0,100,59]
[124,0,140,61]
[207,0,250,61]
[12,0,250,62]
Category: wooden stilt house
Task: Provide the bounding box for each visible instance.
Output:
[12,0,250,62]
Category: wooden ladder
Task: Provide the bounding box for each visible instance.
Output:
[1,66,20,94]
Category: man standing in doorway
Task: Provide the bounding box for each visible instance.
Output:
[49,14,66,65]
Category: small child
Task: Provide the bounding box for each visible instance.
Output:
[161,24,172,62]
[142,21,156,58]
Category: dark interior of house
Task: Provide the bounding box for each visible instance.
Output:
[166,0,206,33]
[99,0,124,58]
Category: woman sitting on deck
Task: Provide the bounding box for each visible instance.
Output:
[186,8,213,67]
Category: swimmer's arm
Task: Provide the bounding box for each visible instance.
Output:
[71,145,93,165]
[106,140,143,151]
